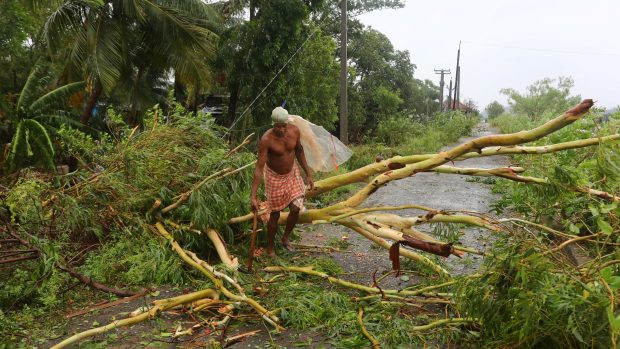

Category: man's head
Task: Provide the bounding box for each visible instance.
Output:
[271,106,289,137]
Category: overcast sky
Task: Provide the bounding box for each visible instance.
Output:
[358,0,620,111]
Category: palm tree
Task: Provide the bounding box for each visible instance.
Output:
[3,60,85,173]
[31,0,219,124]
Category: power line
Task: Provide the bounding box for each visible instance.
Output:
[225,16,331,136]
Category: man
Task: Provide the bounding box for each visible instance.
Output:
[250,107,314,256]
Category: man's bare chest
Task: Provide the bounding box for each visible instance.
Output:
[268,137,296,156]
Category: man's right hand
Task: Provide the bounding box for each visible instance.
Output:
[251,197,259,212]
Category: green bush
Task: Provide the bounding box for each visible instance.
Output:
[456,237,612,348]
[375,116,423,146]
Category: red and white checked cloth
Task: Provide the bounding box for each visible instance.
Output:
[264,164,306,213]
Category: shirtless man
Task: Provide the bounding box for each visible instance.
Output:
[250,107,314,256]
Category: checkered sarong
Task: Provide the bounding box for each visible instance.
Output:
[264,164,306,213]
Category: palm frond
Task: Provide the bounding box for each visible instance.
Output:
[7,120,28,172]
[43,0,89,53]
[16,59,48,113]
[142,0,218,54]
[91,18,124,93]
[17,58,53,114]
[116,0,146,23]
[29,81,86,115]
[33,110,84,131]
[24,119,56,171]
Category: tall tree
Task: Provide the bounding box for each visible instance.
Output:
[0,0,46,116]
[500,77,581,120]
[485,101,505,119]
[217,0,329,131]
[32,0,220,125]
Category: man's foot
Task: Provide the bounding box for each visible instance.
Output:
[282,238,296,252]
[266,247,276,257]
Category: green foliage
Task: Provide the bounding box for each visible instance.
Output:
[81,233,186,286]
[491,108,620,240]
[41,0,219,96]
[349,111,478,169]
[2,172,49,223]
[346,26,440,141]
[284,25,339,130]
[2,60,85,174]
[490,113,535,133]
[0,0,44,117]
[456,237,612,348]
[500,77,581,120]
[484,100,505,119]
[375,116,423,146]
[373,86,404,120]
[482,100,620,347]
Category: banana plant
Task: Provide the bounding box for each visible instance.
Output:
[3,60,85,173]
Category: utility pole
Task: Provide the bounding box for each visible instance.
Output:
[452,41,461,110]
[339,0,348,144]
[447,78,453,111]
[434,69,450,111]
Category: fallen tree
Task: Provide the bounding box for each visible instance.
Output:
[230,99,613,273]
[24,99,620,346]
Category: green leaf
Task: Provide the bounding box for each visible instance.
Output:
[571,327,584,343]
[597,218,613,235]
[601,202,618,214]
[589,205,600,217]
[609,276,620,290]
[568,223,580,235]
[29,81,86,114]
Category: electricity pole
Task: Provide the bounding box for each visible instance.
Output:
[339,0,348,144]
[452,41,461,110]
[447,79,453,111]
[434,69,450,111]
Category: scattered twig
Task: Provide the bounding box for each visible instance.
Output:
[8,229,138,297]
[225,133,255,158]
[65,290,149,319]
[543,233,601,256]
[51,289,218,349]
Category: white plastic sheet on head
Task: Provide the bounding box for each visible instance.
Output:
[288,114,352,172]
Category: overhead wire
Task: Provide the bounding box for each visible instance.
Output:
[224,16,330,136]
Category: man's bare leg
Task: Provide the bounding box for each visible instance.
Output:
[282,205,300,251]
[267,211,280,257]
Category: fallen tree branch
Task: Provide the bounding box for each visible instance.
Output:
[225,133,254,158]
[65,291,149,319]
[342,222,449,275]
[338,99,594,208]
[8,230,137,297]
[543,233,602,256]
[264,265,452,297]
[153,222,283,331]
[206,228,238,268]
[358,307,381,349]
[0,253,39,264]
[51,289,217,349]
[304,129,616,199]
[410,317,478,332]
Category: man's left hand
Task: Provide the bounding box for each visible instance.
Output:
[307,175,314,190]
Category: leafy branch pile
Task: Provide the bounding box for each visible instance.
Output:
[2,97,620,347]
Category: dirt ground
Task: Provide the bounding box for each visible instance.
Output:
[45,123,508,348]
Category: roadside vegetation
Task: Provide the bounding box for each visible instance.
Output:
[1,1,619,348]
